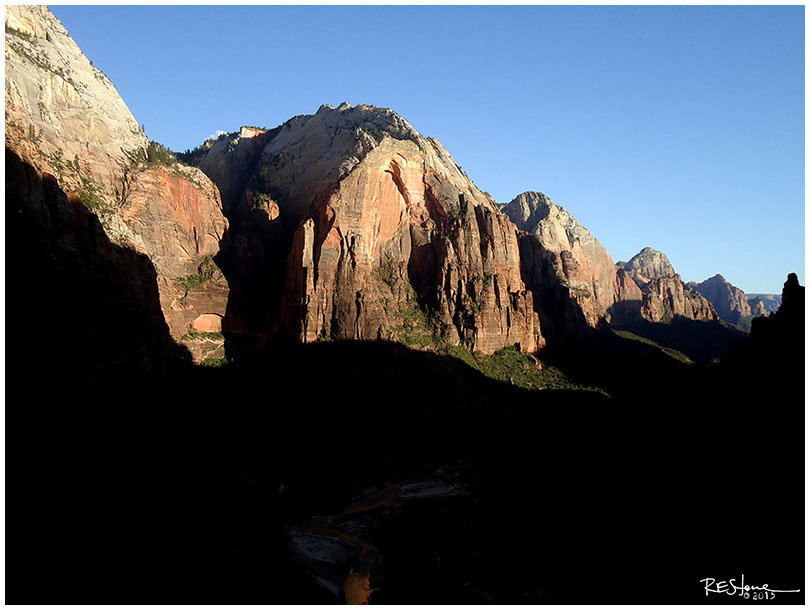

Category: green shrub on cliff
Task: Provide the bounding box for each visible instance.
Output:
[77,188,108,213]
[77,174,112,214]
[200,356,229,368]
[145,140,178,166]
[391,300,446,350]
[180,331,224,342]
[461,344,603,392]
[371,255,401,290]
[174,255,222,293]
[386,300,601,392]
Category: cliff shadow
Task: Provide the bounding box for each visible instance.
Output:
[5,147,193,382]
[5,147,206,601]
[208,134,311,360]
[517,232,595,350]
[214,201,288,358]
[608,312,747,365]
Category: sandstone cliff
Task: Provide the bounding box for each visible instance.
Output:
[6,147,194,372]
[747,293,781,314]
[639,275,718,322]
[691,274,753,329]
[5,5,229,361]
[748,297,769,318]
[502,191,642,337]
[5,5,146,201]
[190,104,542,355]
[180,126,283,355]
[621,248,717,323]
[622,247,675,286]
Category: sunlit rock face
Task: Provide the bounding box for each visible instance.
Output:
[192,104,543,355]
[121,166,224,276]
[691,274,753,328]
[621,248,717,323]
[5,5,229,361]
[502,191,643,339]
[640,275,718,322]
[122,166,228,360]
[5,5,146,198]
[747,293,781,314]
[621,246,676,286]
[748,296,769,318]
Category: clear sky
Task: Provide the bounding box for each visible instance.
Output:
[50,5,804,294]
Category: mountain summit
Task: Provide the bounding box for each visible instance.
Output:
[692,273,754,329]
[622,247,676,285]
[188,103,542,354]
[5,5,229,362]
[621,247,717,322]
[502,191,642,336]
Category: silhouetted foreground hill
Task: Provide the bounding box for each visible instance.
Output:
[8,330,804,603]
[7,151,804,602]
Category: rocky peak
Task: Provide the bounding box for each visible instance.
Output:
[502,191,642,334]
[283,102,424,152]
[5,5,147,196]
[501,191,553,229]
[278,106,540,352]
[191,103,443,225]
[186,102,542,354]
[501,191,594,255]
[255,104,432,225]
[692,273,752,328]
[618,247,718,324]
[6,5,229,362]
[622,247,676,285]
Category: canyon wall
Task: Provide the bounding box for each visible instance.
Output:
[620,247,718,323]
[191,104,543,355]
[502,191,643,340]
[5,5,229,361]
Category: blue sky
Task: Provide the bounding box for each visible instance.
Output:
[50,5,803,293]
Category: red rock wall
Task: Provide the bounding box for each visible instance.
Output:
[641,276,718,322]
[281,139,542,353]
